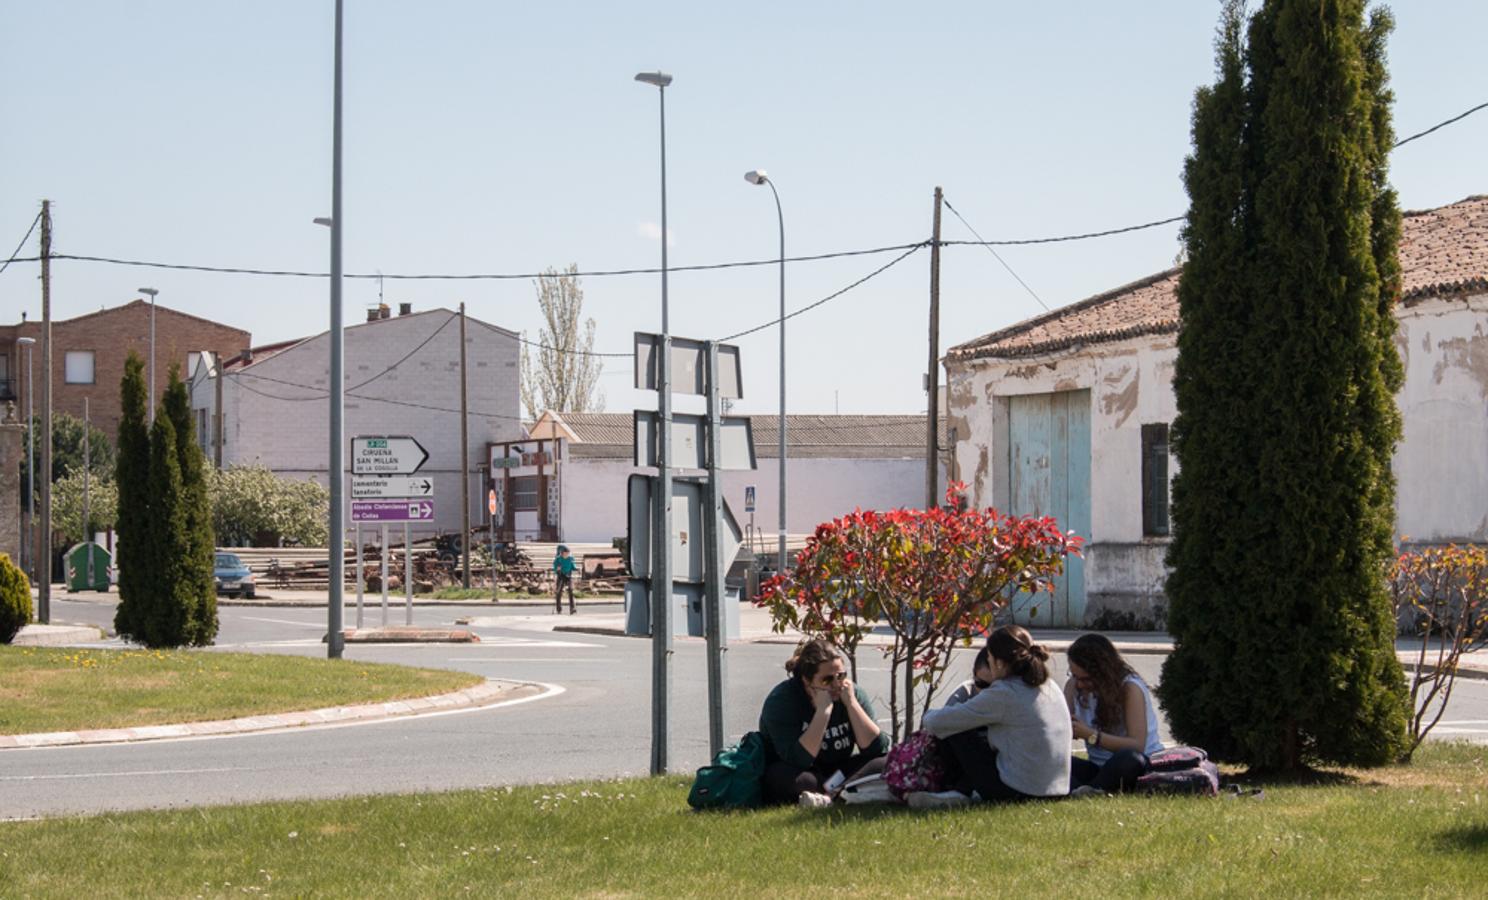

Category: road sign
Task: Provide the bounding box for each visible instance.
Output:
[633,411,756,471]
[350,499,435,523]
[626,474,743,583]
[351,435,429,475]
[487,489,498,516]
[634,333,742,399]
[744,485,756,513]
[350,475,434,499]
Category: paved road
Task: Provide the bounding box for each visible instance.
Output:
[4,598,1486,820]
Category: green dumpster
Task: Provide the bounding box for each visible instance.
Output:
[65,542,112,592]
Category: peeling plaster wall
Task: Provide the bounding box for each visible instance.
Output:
[947,335,1178,627]
[1394,293,1488,542]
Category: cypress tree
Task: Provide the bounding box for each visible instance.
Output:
[163,365,219,646]
[1160,0,1408,770]
[140,413,191,647]
[113,353,152,642]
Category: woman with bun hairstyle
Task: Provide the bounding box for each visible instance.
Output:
[1065,633,1163,794]
[758,638,889,806]
[915,625,1072,807]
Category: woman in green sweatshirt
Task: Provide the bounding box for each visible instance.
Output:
[758,639,888,806]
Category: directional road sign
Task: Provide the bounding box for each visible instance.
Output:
[350,499,435,523]
[350,475,434,499]
[351,436,429,475]
[634,333,742,399]
[633,411,756,471]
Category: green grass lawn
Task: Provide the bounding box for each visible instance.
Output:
[2,743,1483,898]
[0,646,482,735]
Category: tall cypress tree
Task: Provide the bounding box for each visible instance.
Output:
[113,353,152,642]
[1160,0,1407,770]
[140,413,191,648]
[163,365,219,646]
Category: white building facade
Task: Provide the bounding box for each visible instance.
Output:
[945,195,1488,629]
[191,306,521,537]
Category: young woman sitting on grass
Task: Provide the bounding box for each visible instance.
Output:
[758,638,889,807]
[914,625,1072,808]
[1065,633,1164,795]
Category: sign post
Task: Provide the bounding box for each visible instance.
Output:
[350,435,433,631]
[488,488,498,602]
[404,523,413,626]
[702,340,729,757]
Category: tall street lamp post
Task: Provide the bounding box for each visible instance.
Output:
[138,287,158,422]
[322,0,347,660]
[635,69,674,775]
[17,336,36,580]
[744,170,787,576]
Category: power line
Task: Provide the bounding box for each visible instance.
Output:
[517,334,634,359]
[717,242,926,342]
[344,311,456,392]
[941,198,1051,311]
[1393,100,1488,149]
[940,215,1185,247]
[0,210,41,276]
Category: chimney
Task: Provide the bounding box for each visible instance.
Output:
[241,347,253,364]
[398,302,412,316]
[379,303,391,320]
[366,307,380,323]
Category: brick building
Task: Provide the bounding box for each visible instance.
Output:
[1,300,251,442]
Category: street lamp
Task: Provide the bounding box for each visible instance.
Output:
[323,0,347,660]
[744,169,787,576]
[17,336,36,580]
[138,287,158,423]
[635,69,673,776]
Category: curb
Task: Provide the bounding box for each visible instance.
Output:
[0,679,546,751]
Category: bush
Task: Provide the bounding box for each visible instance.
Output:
[0,552,33,643]
[211,465,329,547]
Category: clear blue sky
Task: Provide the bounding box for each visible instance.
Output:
[3,1,1484,416]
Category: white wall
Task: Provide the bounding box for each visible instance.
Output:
[1394,294,1488,543]
[193,310,521,535]
[558,455,942,544]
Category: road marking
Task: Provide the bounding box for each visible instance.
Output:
[237,616,327,629]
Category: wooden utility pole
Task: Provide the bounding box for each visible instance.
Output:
[38,200,52,622]
[459,302,471,588]
[214,351,225,469]
[925,186,943,510]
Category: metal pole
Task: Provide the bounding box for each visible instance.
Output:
[404,522,413,625]
[380,524,389,627]
[148,295,156,423]
[213,351,224,469]
[702,341,728,757]
[355,522,363,629]
[83,397,91,587]
[459,302,471,589]
[326,0,346,658]
[766,179,787,576]
[489,489,497,602]
[39,199,52,623]
[926,186,943,509]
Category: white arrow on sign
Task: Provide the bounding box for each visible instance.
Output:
[351,475,434,499]
[351,435,429,475]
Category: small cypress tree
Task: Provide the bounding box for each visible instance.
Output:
[163,365,219,645]
[1160,0,1408,770]
[138,413,191,648]
[113,353,152,642]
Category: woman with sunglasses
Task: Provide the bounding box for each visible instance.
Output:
[1065,633,1164,795]
[759,638,888,807]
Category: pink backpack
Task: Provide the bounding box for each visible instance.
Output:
[1135,745,1220,797]
[883,731,947,798]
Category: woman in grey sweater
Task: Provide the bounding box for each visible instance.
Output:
[915,625,1072,807]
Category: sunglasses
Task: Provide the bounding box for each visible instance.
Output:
[816,672,847,685]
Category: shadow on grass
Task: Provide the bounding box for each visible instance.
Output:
[1434,824,1488,855]
[1224,767,1371,789]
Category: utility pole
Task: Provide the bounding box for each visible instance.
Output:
[39,199,52,623]
[925,186,943,510]
[459,302,471,589]
[213,350,225,469]
[83,398,91,586]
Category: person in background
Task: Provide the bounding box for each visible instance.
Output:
[914,625,1071,808]
[1065,633,1164,795]
[552,545,576,615]
[758,638,889,807]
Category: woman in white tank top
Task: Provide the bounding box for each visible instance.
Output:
[1064,633,1164,794]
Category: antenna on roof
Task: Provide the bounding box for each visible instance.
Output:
[377,270,384,305]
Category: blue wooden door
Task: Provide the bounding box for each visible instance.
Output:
[1007,390,1090,626]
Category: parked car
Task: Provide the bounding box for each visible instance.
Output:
[214,552,257,599]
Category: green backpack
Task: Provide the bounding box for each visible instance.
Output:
[687,731,766,810]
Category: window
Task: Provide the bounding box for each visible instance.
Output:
[1141,423,1170,537]
[511,475,540,511]
[65,351,95,384]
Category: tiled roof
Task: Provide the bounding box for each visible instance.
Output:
[556,413,941,461]
[948,194,1488,362]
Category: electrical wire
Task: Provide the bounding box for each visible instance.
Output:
[1393,100,1488,149]
[344,311,456,392]
[0,210,41,276]
[941,198,1051,311]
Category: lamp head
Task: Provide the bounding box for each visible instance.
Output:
[17,336,35,347]
[634,71,673,88]
[138,287,158,298]
[313,217,334,227]
[745,170,769,185]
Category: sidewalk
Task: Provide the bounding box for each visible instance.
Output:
[31,583,623,610]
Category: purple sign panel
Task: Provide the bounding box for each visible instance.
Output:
[351,499,435,523]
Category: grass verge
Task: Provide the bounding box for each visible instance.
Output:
[2,743,1484,897]
[0,646,482,735]
[415,587,609,601]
